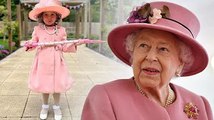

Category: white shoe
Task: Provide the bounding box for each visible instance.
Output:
[40,104,49,120]
[53,105,62,120]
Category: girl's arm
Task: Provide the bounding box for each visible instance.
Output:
[25,27,39,51]
[60,28,77,52]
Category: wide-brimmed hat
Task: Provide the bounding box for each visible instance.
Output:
[108,1,208,76]
[29,0,70,21]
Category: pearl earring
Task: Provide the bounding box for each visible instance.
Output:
[175,72,181,77]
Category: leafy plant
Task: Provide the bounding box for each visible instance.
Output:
[0,0,17,20]
[0,44,9,60]
[0,3,19,52]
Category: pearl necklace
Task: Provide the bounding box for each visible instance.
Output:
[165,87,175,107]
[43,25,58,35]
[136,82,175,107]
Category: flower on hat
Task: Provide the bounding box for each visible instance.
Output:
[183,102,199,119]
[127,3,170,24]
[149,8,162,24]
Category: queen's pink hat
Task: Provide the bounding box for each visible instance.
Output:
[108,1,208,76]
[29,0,70,21]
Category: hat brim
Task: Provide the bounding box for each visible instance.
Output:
[108,23,208,76]
[29,6,70,21]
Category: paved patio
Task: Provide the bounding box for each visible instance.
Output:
[0,46,132,120]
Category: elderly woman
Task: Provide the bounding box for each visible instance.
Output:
[81,1,213,120]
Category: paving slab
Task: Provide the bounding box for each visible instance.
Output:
[0,46,132,119]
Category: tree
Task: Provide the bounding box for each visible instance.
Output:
[0,5,7,41]
[91,0,100,22]
[0,2,18,52]
[0,0,17,20]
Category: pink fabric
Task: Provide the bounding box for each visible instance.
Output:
[81,79,213,120]
[27,25,76,93]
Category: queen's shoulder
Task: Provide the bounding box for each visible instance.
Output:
[104,78,133,86]
[172,83,201,98]
[92,78,133,91]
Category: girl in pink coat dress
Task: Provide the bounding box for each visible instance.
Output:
[25,0,80,119]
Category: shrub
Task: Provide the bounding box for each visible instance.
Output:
[0,44,9,60]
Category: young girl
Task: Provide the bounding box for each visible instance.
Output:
[26,0,79,119]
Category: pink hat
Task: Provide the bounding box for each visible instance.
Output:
[108,1,208,76]
[29,0,70,21]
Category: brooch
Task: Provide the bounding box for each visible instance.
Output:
[184,102,199,119]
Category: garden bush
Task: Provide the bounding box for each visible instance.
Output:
[0,44,9,60]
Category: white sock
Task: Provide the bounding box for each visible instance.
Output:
[40,104,49,114]
[42,104,49,109]
[53,105,62,115]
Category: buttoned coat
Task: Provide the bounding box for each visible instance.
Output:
[28,25,76,93]
[82,79,213,120]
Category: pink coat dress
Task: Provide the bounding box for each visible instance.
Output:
[28,25,76,93]
[81,79,213,120]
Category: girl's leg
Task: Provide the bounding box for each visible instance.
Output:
[40,93,50,119]
[42,93,50,104]
[53,93,60,105]
[53,93,62,120]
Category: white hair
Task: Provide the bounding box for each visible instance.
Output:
[125,29,194,74]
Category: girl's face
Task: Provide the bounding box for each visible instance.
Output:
[42,11,57,26]
[132,29,183,89]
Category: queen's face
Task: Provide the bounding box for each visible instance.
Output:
[132,29,182,89]
[42,11,57,26]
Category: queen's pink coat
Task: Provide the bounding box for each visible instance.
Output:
[28,25,76,93]
[82,79,213,120]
